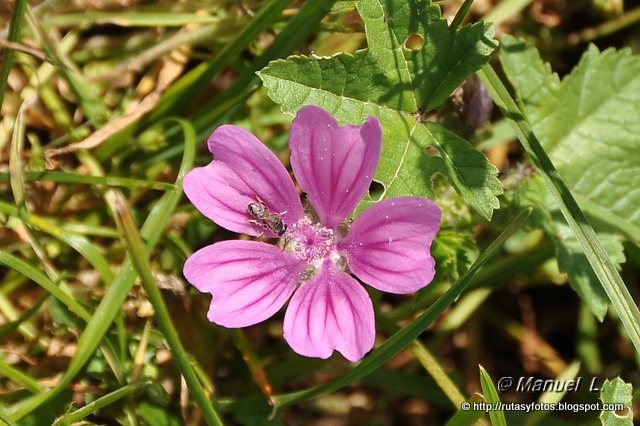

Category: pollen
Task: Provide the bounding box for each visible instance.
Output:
[287,217,334,263]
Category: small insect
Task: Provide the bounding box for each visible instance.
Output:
[247,197,288,237]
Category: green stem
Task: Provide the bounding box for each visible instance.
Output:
[0,0,27,108]
[376,314,466,407]
[449,0,475,33]
[53,382,150,426]
[0,357,43,394]
[469,239,555,289]
[478,64,640,357]
[111,190,223,426]
[567,7,640,46]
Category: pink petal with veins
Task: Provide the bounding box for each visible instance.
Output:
[183,125,303,236]
[338,197,441,294]
[283,260,375,362]
[289,106,381,229]
[184,241,305,328]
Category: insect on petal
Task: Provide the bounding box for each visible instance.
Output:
[184,125,304,236]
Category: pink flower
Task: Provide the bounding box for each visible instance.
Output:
[182,106,441,362]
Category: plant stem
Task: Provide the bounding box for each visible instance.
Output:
[478,64,640,357]
[449,0,475,32]
[567,7,640,46]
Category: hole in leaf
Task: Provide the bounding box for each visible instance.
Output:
[404,34,424,50]
[368,181,384,201]
[425,146,439,157]
[614,406,631,418]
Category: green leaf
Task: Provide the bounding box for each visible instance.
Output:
[423,123,502,219]
[555,220,625,320]
[505,174,622,320]
[499,39,640,319]
[259,0,501,220]
[479,60,640,356]
[478,366,507,426]
[599,378,633,426]
[500,36,640,242]
[432,230,478,281]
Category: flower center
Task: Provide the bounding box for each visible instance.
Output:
[286,217,334,263]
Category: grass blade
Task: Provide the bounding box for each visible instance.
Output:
[6,119,196,421]
[272,209,531,409]
[25,8,108,124]
[478,366,507,426]
[0,409,19,426]
[0,251,91,322]
[0,200,113,284]
[445,394,485,426]
[0,0,27,107]
[111,190,223,425]
[231,329,275,404]
[376,313,466,407]
[526,360,581,425]
[148,0,291,120]
[449,0,475,32]
[410,341,466,407]
[95,0,291,159]
[52,382,150,425]
[0,294,48,340]
[9,99,32,208]
[478,64,640,357]
[0,358,43,394]
[483,0,533,26]
[97,0,338,160]
[190,0,339,138]
[43,12,225,28]
[0,171,175,190]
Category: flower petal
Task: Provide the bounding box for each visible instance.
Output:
[183,125,303,236]
[289,106,381,229]
[183,162,263,236]
[283,260,375,362]
[183,241,305,328]
[338,197,441,294]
